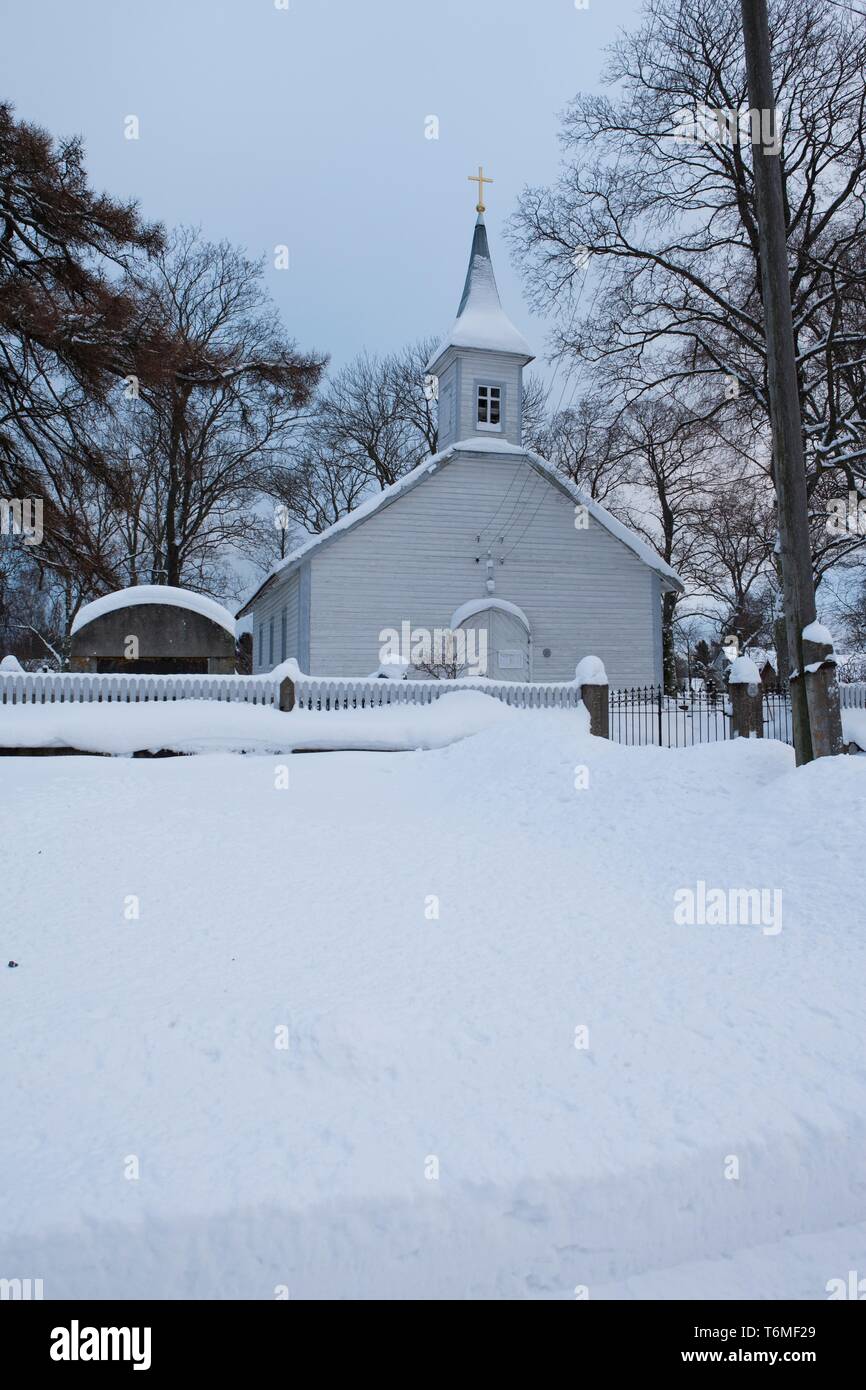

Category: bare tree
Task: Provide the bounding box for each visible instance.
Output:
[259,441,369,542]
[510,0,866,525]
[0,542,69,666]
[689,482,778,651]
[829,575,866,672]
[614,401,721,690]
[313,337,439,492]
[531,394,633,504]
[104,227,326,598]
[519,373,550,451]
[0,101,168,609]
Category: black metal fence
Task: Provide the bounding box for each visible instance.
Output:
[608,684,794,748]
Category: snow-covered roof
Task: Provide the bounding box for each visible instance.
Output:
[427,215,533,369]
[238,441,682,617]
[72,585,237,638]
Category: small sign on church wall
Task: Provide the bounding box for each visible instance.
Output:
[497,650,526,670]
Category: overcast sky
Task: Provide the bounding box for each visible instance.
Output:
[2,0,642,386]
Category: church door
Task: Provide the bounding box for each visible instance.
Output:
[454,604,531,682]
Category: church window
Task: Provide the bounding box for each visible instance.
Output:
[477,384,502,430]
[268,618,274,667]
[280,607,288,662]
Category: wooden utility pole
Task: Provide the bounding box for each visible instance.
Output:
[739,0,843,763]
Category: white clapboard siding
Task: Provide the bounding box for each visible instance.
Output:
[253,568,299,671]
[292,452,662,687]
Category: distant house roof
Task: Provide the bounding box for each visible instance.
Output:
[426,214,533,370]
[750,650,777,672]
[72,585,237,638]
[237,440,683,617]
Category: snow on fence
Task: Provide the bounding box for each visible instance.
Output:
[0,667,584,711]
[2,664,862,737]
[289,674,584,712]
[0,671,278,706]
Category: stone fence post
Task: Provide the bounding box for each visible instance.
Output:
[276,658,302,713]
[728,656,763,739]
[279,676,295,712]
[799,622,843,757]
[576,655,609,738]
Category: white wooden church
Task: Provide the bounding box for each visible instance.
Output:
[240,191,681,686]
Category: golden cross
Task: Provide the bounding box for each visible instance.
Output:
[468,165,493,214]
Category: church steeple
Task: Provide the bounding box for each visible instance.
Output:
[430,212,533,368]
[428,193,534,452]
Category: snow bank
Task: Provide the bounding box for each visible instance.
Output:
[71,585,237,638]
[0,654,23,672]
[0,690,518,756]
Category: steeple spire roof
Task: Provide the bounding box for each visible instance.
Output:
[427,213,534,370]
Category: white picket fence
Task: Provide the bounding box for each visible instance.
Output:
[0,667,584,711]
[290,674,584,711]
[2,666,861,716]
[0,671,278,706]
[839,681,866,709]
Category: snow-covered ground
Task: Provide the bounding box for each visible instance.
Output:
[1,716,864,1299]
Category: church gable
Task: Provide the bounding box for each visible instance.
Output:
[302,445,666,684]
[241,436,680,622]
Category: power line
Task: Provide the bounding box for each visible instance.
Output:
[500,480,551,560]
[474,459,526,542]
[495,461,546,547]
